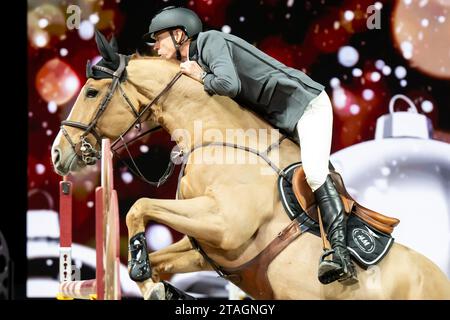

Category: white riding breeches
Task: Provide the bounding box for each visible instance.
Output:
[296,90,333,192]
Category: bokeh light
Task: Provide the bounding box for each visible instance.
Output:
[392,0,450,79]
[35,58,80,105]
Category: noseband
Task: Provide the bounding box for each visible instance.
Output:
[61,54,182,186]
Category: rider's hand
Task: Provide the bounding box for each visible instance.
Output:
[179,61,205,84]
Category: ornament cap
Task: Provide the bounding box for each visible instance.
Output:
[375,94,433,140]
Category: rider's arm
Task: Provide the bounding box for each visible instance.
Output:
[201,31,241,98]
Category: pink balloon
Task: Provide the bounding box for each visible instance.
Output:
[35,58,80,105]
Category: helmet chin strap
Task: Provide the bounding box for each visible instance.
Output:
[169,30,187,61]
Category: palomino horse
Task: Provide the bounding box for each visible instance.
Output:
[51,31,450,299]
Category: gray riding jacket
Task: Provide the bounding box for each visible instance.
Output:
[189,30,325,138]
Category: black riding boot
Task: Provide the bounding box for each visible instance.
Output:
[314,175,358,285]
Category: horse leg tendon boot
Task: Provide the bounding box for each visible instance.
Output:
[128,232,152,281]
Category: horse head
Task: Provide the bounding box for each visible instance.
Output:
[51,30,165,176]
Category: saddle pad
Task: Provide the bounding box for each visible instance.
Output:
[278,162,394,269]
[346,214,394,268]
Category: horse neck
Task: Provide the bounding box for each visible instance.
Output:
[128,58,278,152]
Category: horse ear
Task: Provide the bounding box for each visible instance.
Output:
[109,36,119,53]
[86,60,93,78]
[95,29,116,62]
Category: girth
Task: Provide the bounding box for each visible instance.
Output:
[188,218,307,299]
[221,219,307,299]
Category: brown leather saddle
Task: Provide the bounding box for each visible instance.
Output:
[291,167,400,234]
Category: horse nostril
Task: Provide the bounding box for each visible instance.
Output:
[53,148,61,165]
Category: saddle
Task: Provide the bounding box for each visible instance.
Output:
[291,166,400,234]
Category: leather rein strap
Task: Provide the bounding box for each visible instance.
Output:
[110,71,182,187]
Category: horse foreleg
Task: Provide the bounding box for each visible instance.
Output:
[149,235,212,278]
[130,236,211,299]
[151,247,213,275]
[126,196,224,245]
[126,196,223,299]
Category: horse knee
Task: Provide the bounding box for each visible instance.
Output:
[126,198,149,229]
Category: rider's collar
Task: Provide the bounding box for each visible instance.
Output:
[188,38,198,61]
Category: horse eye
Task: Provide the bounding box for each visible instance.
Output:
[86,88,98,98]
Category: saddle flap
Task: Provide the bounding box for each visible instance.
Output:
[291,167,353,221]
[291,167,318,221]
[291,167,399,235]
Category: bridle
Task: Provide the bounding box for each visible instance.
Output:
[60,54,182,186]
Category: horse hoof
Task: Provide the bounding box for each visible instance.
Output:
[145,283,166,300]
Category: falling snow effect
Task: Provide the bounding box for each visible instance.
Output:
[382,65,392,76]
[352,68,362,77]
[333,87,347,109]
[363,89,374,101]
[36,164,46,175]
[38,18,49,29]
[78,20,95,40]
[421,19,429,28]
[395,66,407,79]
[47,101,57,113]
[338,46,359,67]
[89,13,100,24]
[370,72,381,82]
[400,41,413,60]
[221,25,231,33]
[59,48,68,57]
[140,145,149,153]
[375,60,385,70]
[121,171,133,184]
[146,224,173,251]
[350,104,360,115]
[421,100,433,113]
[344,10,354,21]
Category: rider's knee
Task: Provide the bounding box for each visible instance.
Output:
[306,173,328,192]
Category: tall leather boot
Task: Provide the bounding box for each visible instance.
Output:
[314,175,358,285]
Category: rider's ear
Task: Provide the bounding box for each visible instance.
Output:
[95,29,117,62]
[176,29,186,43]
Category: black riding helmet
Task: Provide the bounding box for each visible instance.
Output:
[143,6,202,60]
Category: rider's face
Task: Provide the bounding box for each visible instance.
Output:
[153,30,177,59]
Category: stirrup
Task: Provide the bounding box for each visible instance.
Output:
[319,248,335,264]
[318,249,358,285]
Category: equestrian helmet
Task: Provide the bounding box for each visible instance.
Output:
[142,6,202,42]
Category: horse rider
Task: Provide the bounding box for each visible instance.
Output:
[142,6,358,285]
